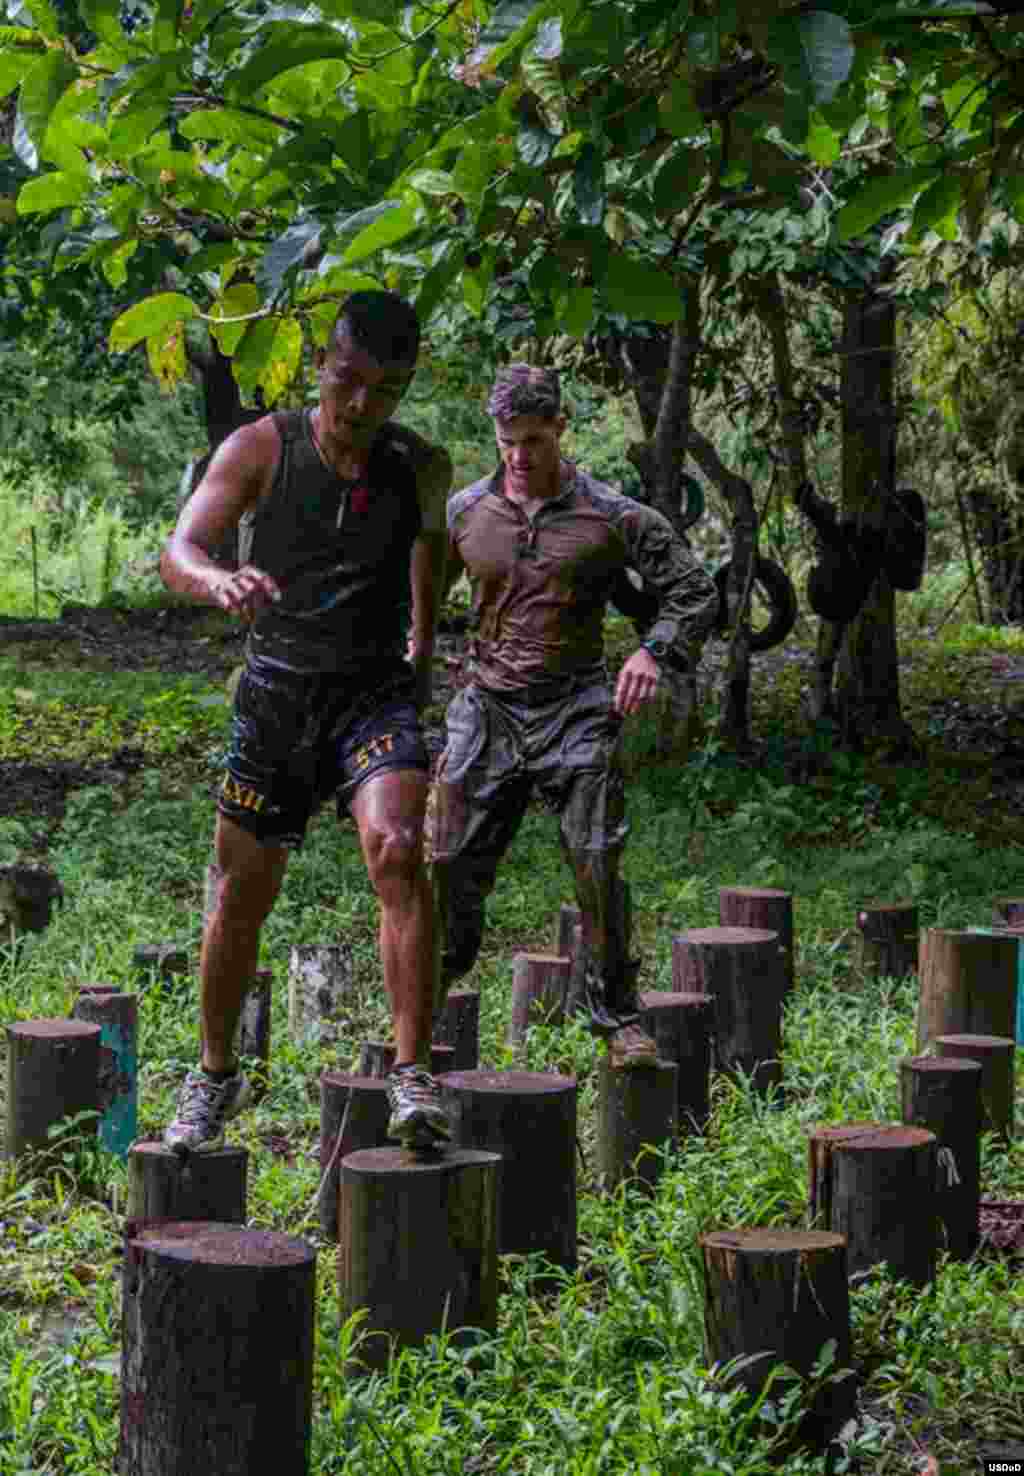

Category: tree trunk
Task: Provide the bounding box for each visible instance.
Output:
[900,1055,982,1259]
[596,1056,678,1194]
[126,1143,248,1224]
[966,477,1024,625]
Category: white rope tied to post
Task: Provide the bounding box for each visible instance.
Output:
[937,1145,961,1187]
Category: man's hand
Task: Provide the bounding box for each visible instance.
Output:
[613,648,660,717]
[210,565,282,623]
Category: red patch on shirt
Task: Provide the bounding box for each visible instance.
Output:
[350,484,370,515]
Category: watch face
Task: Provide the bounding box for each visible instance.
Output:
[647,640,667,657]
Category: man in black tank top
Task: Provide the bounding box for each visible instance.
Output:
[158,290,454,1154]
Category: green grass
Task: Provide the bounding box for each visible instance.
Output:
[2,619,1024,1474]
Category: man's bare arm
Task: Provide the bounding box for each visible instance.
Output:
[160,419,282,620]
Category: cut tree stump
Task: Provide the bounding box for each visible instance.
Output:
[807,1123,937,1286]
[287,944,353,1046]
[318,1074,391,1242]
[434,989,480,1071]
[439,1069,577,1271]
[507,953,571,1046]
[638,991,712,1131]
[119,1220,316,1476]
[131,943,190,991]
[356,1041,454,1078]
[718,887,795,998]
[234,968,272,1095]
[933,1033,1015,1142]
[338,1146,501,1370]
[0,863,62,934]
[900,1055,982,1259]
[916,928,1017,1052]
[701,1229,854,1448]
[596,1056,679,1195]
[855,901,918,982]
[5,1019,100,1159]
[672,926,784,1093]
[126,1143,248,1223]
[70,989,138,1158]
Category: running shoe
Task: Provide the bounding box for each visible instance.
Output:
[163,1066,252,1155]
[386,1066,452,1149]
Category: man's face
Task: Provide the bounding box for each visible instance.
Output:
[316,328,413,447]
[494,413,566,498]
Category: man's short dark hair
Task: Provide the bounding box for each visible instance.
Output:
[487,363,561,422]
[331,290,421,367]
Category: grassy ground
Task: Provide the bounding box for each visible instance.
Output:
[1,604,1024,1474]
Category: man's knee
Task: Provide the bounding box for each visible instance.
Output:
[212,817,288,927]
[363,820,425,894]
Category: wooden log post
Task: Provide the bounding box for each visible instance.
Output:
[5,1019,100,1159]
[701,1229,854,1448]
[855,901,918,982]
[900,1055,982,1259]
[507,954,571,1047]
[75,982,121,995]
[672,927,784,1093]
[131,943,190,992]
[126,1143,248,1223]
[318,1074,391,1242]
[356,1041,454,1078]
[287,944,353,1046]
[718,887,795,998]
[119,1220,316,1476]
[338,1146,501,1370]
[973,920,1024,1047]
[439,1070,577,1271]
[596,1057,679,1195]
[916,928,1017,1052]
[434,989,480,1071]
[807,1123,937,1286]
[934,1033,1015,1142]
[639,990,712,1132]
[233,967,272,1100]
[71,989,138,1158]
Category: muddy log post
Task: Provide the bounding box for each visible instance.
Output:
[434,989,480,1071]
[701,1229,854,1450]
[233,967,272,1101]
[553,902,582,960]
[131,944,190,992]
[119,1220,316,1476]
[287,944,353,1047]
[916,928,1017,1052]
[439,1070,577,1271]
[596,1057,679,1195]
[638,991,712,1132]
[672,927,785,1093]
[338,1146,501,1370]
[318,1074,391,1242]
[126,1143,248,1223]
[933,1033,1015,1142]
[808,1123,938,1286]
[900,1055,982,1259]
[718,888,795,999]
[507,954,571,1047]
[5,1019,100,1159]
[71,989,138,1158]
[855,901,918,982]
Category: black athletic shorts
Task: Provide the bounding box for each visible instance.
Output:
[218,659,429,848]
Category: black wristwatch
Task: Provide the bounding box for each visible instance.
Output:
[641,638,669,664]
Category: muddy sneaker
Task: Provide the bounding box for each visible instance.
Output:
[607,1020,659,1070]
[163,1067,252,1156]
[386,1066,452,1150]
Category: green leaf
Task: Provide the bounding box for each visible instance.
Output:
[478,0,548,50]
[452,142,500,212]
[152,0,180,52]
[556,283,594,338]
[22,0,58,40]
[16,169,88,214]
[659,80,703,139]
[912,173,962,241]
[78,0,128,48]
[652,145,706,215]
[109,291,199,352]
[764,11,854,107]
[409,169,454,197]
[573,141,605,226]
[17,51,78,154]
[209,283,262,355]
[257,215,321,302]
[99,238,138,288]
[340,198,420,264]
[231,316,279,394]
[148,318,187,389]
[836,166,940,241]
[603,253,681,323]
[416,241,465,324]
[805,112,840,166]
[228,25,350,96]
[0,50,39,99]
[106,103,165,160]
[258,318,303,403]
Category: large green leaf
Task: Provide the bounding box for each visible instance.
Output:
[152,0,180,52]
[22,0,58,41]
[78,0,130,48]
[557,283,594,339]
[17,51,78,155]
[658,80,703,139]
[340,198,420,264]
[230,317,280,395]
[836,166,940,241]
[452,142,500,212]
[16,169,88,214]
[477,0,548,51]
[603,253,682,323]
[416,241,465,323]
[764,11,854,106]
[228,25,350,96]
[257,216,322,302]
[572,141,605,226]
[0,50,40,99]
[652,145,706,215]
[109,292,199,352]
[911,173,962,241]
[805,113,840,166]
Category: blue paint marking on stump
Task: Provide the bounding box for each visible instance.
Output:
[71,992,138,1157]
[967,928,1024,1046]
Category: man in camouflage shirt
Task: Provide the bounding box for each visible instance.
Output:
[431,364,718,1067]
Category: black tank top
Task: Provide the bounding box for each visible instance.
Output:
[240,411,421,674]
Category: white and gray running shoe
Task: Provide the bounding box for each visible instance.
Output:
[163,1067,252,1156]
[385,1066,452,1150]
